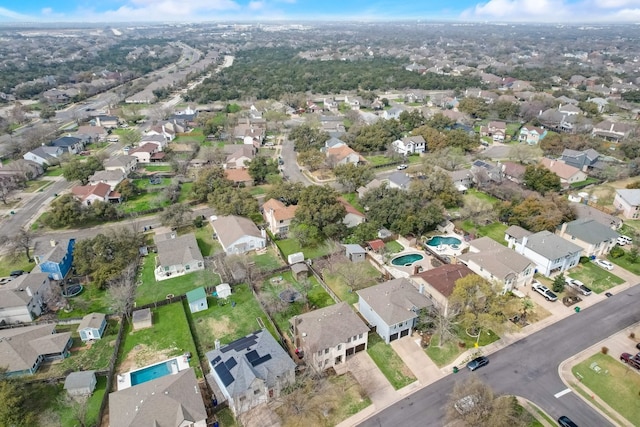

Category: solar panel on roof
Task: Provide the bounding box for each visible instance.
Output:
[245,350,259,363]
[211,356,221,364]
[225,357,238,370]
[214,363,234,387]
[224,335,258,352]
[250,354,272,367]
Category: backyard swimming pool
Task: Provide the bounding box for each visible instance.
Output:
[426,236,462,247]
[391,253,424,266]
[130,359,178,386]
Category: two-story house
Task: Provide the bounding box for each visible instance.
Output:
[391,135,426,155]
[153,232,204,281]
[34,239,75,281]
[557,218,619,258]
[614,189,640,219]
[129,143,164,163]
[104,155,137,175]
[88,169,126,190]
[262,198,298,237]
[479,121,507,142]
[51,136,85,154]
[539,158,587,185]
[592,120,634,142]
[519,125,547,145]
[0,273,51,324]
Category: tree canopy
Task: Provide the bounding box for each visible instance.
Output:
[293,185,347,243]
[62,156,104,185]
[522,165,561,194]
[499,194,575,232]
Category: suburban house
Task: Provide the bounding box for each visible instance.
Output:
[225,145,256,169]
[71,182,121,206]
[224,168,254,187]
[447,169,474,192]
[0,273,51,324]
[326,145,366,166]
[64,371,97,397]
[501,162,527,184]
[51,136,85,154]
[139,134,168,151]
[556,218,619,258]
[571,202,622,230]
[412,264,475,315]
[458,237,535,294]
[471,160,503,183]
[76,125,107,142]
[109,368,207,427]
[387,171,412,190]
[344,244,366,262]
[339,197,366,228]
[357,178,386,198]
[357,278,432,343]
[78,312,107,342]
[0,159,44,180]
[0,324,72,376]
[186,287,208,314]
[153,232,204,281]
[234,119,266,146]
[539,158,587,185]
[506,227,583,276]
[614,189,640,219]
[34,239,75,281]
[324,136,348,151]
[383,106,404,120]
[23,146,64,166]
[104,155,137,175]
[212,215,267,255]
[480,121,507,142]
[94,115,119,128]
[206,330,296,416]
[560,148,601,172]
[262,198,298,237]
[592,120,634,142]
[88,169,126,190]
[391,135,426,155]
[290,302,369,371]
[519,125,547,144]
[128,143,165,164]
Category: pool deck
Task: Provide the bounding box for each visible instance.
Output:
[425,233,468,258]
[116,355,190,390]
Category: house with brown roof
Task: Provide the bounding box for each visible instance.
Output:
[501,162,526,184]
[0,323,72,376]
[71,182,121,206]
[592,120,634,142]
[357,278,432,343]
[539,158,587,185]
[0,273,51,324]
[480,121,507,142]
[76,125,107,142]
[211,215,266,255]
[458,236,535,294]
[338,197,366,228]
[88,169,126,190]
[411,264,475,315]
[290,302,369,372]
[326,145,366,166]
[104,155,137,175]
[224,168,253,186]
[153,232,204,281]
[262,198,298,237]
[129,143,161,163]
[109,368,207,427]
[225,145,256,169]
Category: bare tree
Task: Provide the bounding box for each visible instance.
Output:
[4,229,36,262]
[58,394,89,427]
[336,261,377,291]
[0,176,23,205]
[508,144,541,165]
[224,254,259,286]
[107,263,138,319]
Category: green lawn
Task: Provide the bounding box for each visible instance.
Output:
[122,191,170,213]
[570,178,599,188]
[384,240,404,253]
[322,263,381,305]
[252,248,284,271]
[459,220,508,245]
[119,302,200,373]
[187,224,221,257]
[566,262,624,294]
[174,135,205,143]
[466,188,501,205]
[342,192,366,213]
[0,255,35,277]
[23,179,53,193]
[249,186,267,196]
[608,250,640,275]
[133,177,172,189]
[190,283,277,354]
[134,253,221,306]
[43,166,64,177]
[215,407,238,427]
[365,155,395,166]
[366,334,416,389]
[178,182,194,202]
[56,283,112,319]
[572,353,640,426]
[506,123,521,137]
[143,165,172,172]
[275,238,333,259]
[425,327,500,367]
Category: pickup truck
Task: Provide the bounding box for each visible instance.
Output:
[564,277,592,296]
[532,281,558,301]
[620,352,640,370]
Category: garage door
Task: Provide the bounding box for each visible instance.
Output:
[346,347,355,356]
[389,333,399,342]
[400,329,409,338]
[355,343,366,353]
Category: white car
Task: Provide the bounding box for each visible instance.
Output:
[397,164,408,170]
[532,281,558,301]
[594,259,614,271]
[565,277,592,296]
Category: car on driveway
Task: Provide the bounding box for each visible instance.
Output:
[532,281,558,301]
[620,352,640,370]
[466,356,489,371]
[564,277,592,296]
[396,164,408,170]
[594,259,614,270]
[9,270,25,278]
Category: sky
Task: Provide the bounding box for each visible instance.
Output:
[1,0,640,23]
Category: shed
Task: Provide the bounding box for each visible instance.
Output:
[64,370,97,397]
[290,263,310,281]
[287,252,304,265]
[186,287,208,313]
[132,308,153,330]
[344,244,366,263]
[78,312,107,342]
[367,239,385,253]
[216,283,232,299]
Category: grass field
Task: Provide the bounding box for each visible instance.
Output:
[572,353,640,425]
[43,166,64,177]
[178,182,194,202]
[608,249,640,275]
[122,191,170,213]
[466,188,501,205]
[0,255,35,277]
[425,326,500,367]
[323,262,380,304]
[342,192,366,213]
[185,224,221,257]
[143,165,172,172]
[132,177,172,189]
[459,220,508,245]
[566,262,624,293]
[252,247,284,271]
[384,240,404,253]
[23,179,53,193]
[275,238,334,259]
[56,283,111,319]
[367,334,416,389]
[365,155,395,166]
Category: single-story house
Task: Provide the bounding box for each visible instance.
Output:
[153,233,204,281]
[0,324,72,376]
[458,237,535,294]
[539,158,587,185]
[224,168,253,187]
[71,182,121,206]
[109,368,207,427]
[139,134,168,151]
[339,197,366,228]
[262,198,298,237]
[506,227,582,276]
[104,155,137,175]
[132,308,152,330]
[88,169,126,190]
[212,215,266,255]
[34,239,75,281]
[357,178,386,198]
[570,202,622,230]
[78,313,107,342]
[614,189,640,219]
[94,115,119,128]
[225,145,256,169]
[0,273,51,324]
[592,120,634,142]
[447,169,473,191]
[560,148,601,172]
[64,371,97,397]
[23,146,64,166]
[128,143,160,163]
[387,171,411,190]
[326,145,366,166]
[206,330,296,416]
[0,159,44,180]
[76,125,107,142]
[501,162,526,184]
[357,278,432,344]
[344,244,366,262]
[556,218,619,258]
[412,264,475,315]
[290,301,369,371]
[186,287,208,313]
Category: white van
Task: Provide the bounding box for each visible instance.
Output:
[617,235,632,246]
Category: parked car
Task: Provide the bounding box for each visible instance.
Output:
[466,356,489,371]
[557,415,579,427]
[620,352,640,370]
[9,270,25,277]
[564,278,592,296]
[397,164,408,170]
[594,259,614,271]
[617,235,632,246]
[532,282,558,301]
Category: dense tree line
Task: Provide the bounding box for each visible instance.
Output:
[498,194,575,232]
[191,166,260,220]
[184,48,482,103]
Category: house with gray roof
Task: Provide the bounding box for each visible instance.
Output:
[88,169,125,190]
[64,370,97,397]
[560,148,601,172]
[51,136,85,154]
[557,218,619,258]
[0,323,72,376]
[153,232,204,281]
[357,278,431,343]
[109,368,207,427]
[290,302,369,372]
[570,202,622,230]
[458,237,534,294]
[0,273,51,324]
[387,171,411,190]
[206,329,295,416]
[344,244,366,262]
[391,135,426,155]
[507,230,582,276]
[357,178,386,198]
[211,215,266,255]
[23,146,64,166]
[614,189,640,219]
[104,155,137,175]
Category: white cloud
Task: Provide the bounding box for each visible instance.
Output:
[463,0,640,21]
[249,1,265,10]
[592,0,640,7]
[41,8,53,15]
[0,6,35,20]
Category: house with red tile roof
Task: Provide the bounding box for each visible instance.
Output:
[326,145,366,166]
[412,264,475,315]
[224,168,253,186]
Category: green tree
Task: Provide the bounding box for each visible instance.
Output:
[62,156,104,185]
[208,186,260,219]
[114,178,140,201]
[298,150,326,171]
[398,109,425,131]
[294,185,347,241]
[553,273,565,293]
[39,103,56,120]
[425,113,456,131]
[502,194,575,232]
[493,101,520,120]
[0,373,37,426]
[192,166,229,202]
[344,221,380,245]
[265,181,305,206]
[88,200,119,221]
[47,193,84,227]
[160,203,193,229]
[413,125,448,151]
[458,97,489,119]
[446,129,480,152]
[247,156,279,184]
[523,165,561,195]
[290,124,329,152]
[333,163,374,192]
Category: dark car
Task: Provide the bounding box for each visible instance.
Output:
[466,356,489,371]
[557,415,578,427]
[9,270,25,277]
[636,342,640,350]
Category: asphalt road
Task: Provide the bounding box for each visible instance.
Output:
[280,138,313,186]
[360,285,640,427]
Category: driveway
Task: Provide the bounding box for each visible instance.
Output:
[390,335,442,385]
[343,352,396,408]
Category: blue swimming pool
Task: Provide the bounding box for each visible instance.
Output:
[391,253,424,266]
[130,359,176,386]
[426,236,462,247]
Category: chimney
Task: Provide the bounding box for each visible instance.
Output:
[610,123,614,132]
[215,339,220,350]
[418,283,425,295]
[50,239,57,247]
[522,236,529,248]
[26,287,33,297]
[560,222,568,236]
[170,232,176,239]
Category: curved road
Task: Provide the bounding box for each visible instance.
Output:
[360,285,640,427]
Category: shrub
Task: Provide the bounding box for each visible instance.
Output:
[579,256,591,264]
[601,346,609,355]
[609,246,624,258]
[631,332,636,339]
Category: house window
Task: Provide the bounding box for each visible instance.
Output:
[164,266,169,271]
[324,348,329,354]
[185,264,190,270]
[337,344,342,351]
[254,389,260,395]
[347,337,351,343]
[239,396,246,402]
[198,262,203,267]
[358,333,363,339]
[318,350,323,356]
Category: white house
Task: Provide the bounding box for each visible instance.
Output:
[88,169,126,190]
[129,143,161,163]
[614,189,640,219]
[506,227,582,276]
[391,135,426,155]
[212,215,266,255]
[153,232,205,281]
[23,146,64,166]
[262,198,298,237]
[0,273,51,324]
[339,197,366,228]
[539,158,587,185]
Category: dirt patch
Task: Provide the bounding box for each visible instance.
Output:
[204,315,233,337]
[117,343,177,374]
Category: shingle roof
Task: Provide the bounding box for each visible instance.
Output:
[262,198,298,222]
[458,237,533,281]
[388,171,411,188]
[109,368,207,427]
[0,273,49,309]
[344,244,366,255]
[357,278,432,325]
[505,225,532,240]
[412,264,475,298]
[540,158,582,180]
[104,155,136,168]
[89,169,125,182]
[290,302,369,352]
[616,189,640,206]
[154,233,203,268]
[78,313,106,331]
[0,324,71,372]
[212,216,263,249]
[37,239,73,264]
[524,231,582,259]
[563,218,619,244]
